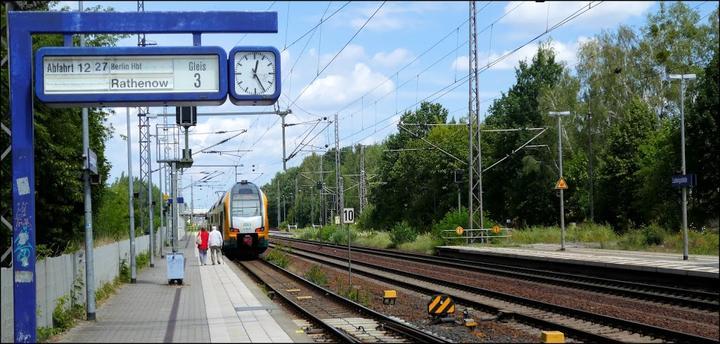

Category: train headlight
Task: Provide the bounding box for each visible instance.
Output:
[255,227,264,234]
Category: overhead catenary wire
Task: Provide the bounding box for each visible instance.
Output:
[333,1,499,116]
[341,1,602,147]
[287,1,386,109]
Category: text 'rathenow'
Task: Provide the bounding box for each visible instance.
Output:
[110,78,170,89]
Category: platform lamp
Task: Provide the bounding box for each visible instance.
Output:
[549,111,570,251]
[668,73,695,261]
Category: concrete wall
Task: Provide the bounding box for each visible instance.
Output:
[1,232,159,343]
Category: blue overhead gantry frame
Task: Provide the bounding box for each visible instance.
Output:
[8,11,277,342]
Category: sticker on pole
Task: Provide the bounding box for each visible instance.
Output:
[554,177,568,190]
[343,208,355,224]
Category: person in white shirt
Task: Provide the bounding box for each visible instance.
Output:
[208,226,224,265]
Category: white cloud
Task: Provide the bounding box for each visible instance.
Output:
[451,55,469,72]
[372,48,414,68]
[500,1,653,30]
[483,39,582,71]
[298,63,394,110]
[349,2,449,32]
[318,44,367,73]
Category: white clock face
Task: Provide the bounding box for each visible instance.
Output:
[233,51,276,96]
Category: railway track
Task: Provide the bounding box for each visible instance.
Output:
[273,237,718,311]
[237,258,451,343]
[270,238,718,343]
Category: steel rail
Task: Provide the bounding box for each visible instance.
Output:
[238,259,361,343]
[274,236,719,311]
[271,240,718,344]
[239,258,451,343]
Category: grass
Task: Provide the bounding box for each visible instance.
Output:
[354,231,392,249]
[265,247,290,268]
[484,223,718,256]
[304,265,328,286]
[397,233,441,254]
[295,222,718,256]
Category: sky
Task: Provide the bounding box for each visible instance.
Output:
[51,1,718,211]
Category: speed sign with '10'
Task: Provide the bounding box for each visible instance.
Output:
[343,208,355,224]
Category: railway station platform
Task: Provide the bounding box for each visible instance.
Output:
[55,234,310,343]
[436,244,719,279]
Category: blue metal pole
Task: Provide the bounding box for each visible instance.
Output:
[9,17,37,344]
[8,11,277,342]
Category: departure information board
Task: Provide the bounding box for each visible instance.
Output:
[36,46,227,107]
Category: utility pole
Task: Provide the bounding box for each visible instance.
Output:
[359,145,367,215]
[171,162,178,251]
[190,176,194,229]
[126,108,137,283]
[320,153,325,225]
[281,112,287,171]
[334,113,351,288]
[277,182,281,227]
[669,73,696,261]
[467,0,484,242]
[334,114,343,222]
[158,156,164,258]
[147,124,154,266]
[294,176,298,226]
[549,111,570,251]
[136,0,153,268]
[78,0,96,320]
[587,112,594,222]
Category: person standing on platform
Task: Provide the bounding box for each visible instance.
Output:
[209,225,224,265]
[197,227,210,265]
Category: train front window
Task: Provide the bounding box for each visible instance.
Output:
[232,195,260,217]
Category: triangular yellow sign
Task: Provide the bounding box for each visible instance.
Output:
[555,177,568,190]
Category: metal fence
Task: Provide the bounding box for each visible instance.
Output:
[442,227,513,243]
[0,233,158,343]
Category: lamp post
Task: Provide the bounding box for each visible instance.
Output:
[668,73,695,261]
[549,111,571,251]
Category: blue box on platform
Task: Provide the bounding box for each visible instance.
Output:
[166,252,185,284]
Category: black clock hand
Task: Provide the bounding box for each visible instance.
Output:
[254,74,266,93]
[253,60,259,74]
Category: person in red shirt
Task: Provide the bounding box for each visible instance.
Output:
[197,227,210,265]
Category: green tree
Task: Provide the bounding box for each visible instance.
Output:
[369,102,456,230]
[595,98,656,230]
[483,43,565,227]
[686,49,719,227]
[1,2,125,256]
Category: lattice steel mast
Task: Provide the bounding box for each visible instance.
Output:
[136,0,154,266]
[468,0,484,240]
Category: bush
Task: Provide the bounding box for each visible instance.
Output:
[642,223,667,246]
[356,204,375,230]
[119,259,130,283]
[432,208,469,244]
[296,227,319,240]
[265,248,290,268]
[398,233,440,254]
[330,226,357,245]
[318,225,338,242]
[354,231,392,249]
[304,265,328,286]
[390,221,417,247]
[136,252,149,270]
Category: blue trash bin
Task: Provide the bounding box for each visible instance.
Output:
[166,252,185,285]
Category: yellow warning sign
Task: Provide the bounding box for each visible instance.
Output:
[555,177,568,190]
[428,294,455,315]
[455,226,464,235]
[492,225,501,234]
